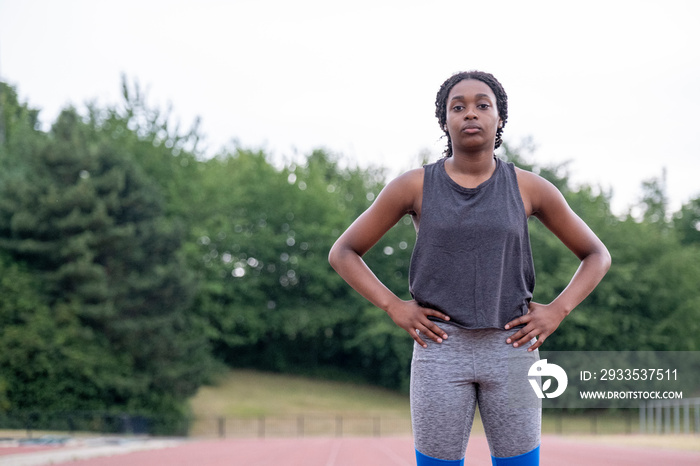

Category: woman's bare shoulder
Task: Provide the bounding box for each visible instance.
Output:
[393,167,424,187]
[514,166,546,188]
[514,166,562,216]
[380,167,424,214]
[380,167,424,198]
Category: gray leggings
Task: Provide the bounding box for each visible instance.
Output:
[410,323,541,461]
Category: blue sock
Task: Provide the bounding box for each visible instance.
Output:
[416,449,465,466]
[491,445,539,465]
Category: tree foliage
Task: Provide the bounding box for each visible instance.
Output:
[0,82,212,431]
[1,78,699,434]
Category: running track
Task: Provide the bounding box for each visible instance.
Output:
[2,435,699,465]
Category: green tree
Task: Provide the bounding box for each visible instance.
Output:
[638,169,669,225]
[0,84,213,428]
[0,254,129,414]
[184,148,376,374]
[673,196,700,245]
[98,77,205,220]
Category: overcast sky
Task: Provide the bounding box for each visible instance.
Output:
[1,0,699,215]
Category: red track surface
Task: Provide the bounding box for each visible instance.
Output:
[22,435,696,466]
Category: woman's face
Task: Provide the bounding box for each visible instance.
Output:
[445,79,502,153]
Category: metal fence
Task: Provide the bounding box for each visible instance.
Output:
[542,410,637,435]
[0,411,187,437]
[639,397,700,435]
[194,408,700,439]
[191,414,413,439]
[4,405,699,439]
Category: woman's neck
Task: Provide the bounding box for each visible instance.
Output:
[444,152,496,189]
[447,150,495,176]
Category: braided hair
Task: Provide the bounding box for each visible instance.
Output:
[435,70,508,157]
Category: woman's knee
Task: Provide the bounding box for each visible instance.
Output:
[491,444,539,465]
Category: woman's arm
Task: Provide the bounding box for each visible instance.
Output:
[505,170,612,351]
[329,169,451,348]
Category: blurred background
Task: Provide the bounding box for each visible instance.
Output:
[0,0,698,438]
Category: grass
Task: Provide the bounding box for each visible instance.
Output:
[188,369,700,451]
[187,369,416,438]
[189,369,411,419]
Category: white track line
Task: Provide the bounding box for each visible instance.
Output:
[324,439,342,466]
[0,439,180,466]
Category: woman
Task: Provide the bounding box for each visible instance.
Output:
[328,71,610,466]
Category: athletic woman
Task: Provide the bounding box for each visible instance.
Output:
[328,71,610,465]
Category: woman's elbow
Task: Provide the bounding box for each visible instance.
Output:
[328,243,339,269]
[328,241,346,271]
[596,244,612,274]
[580,241,611,276]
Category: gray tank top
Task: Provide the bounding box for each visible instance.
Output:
[409,157,535,329]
